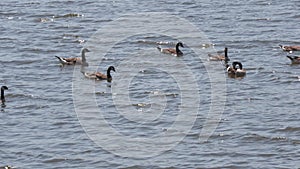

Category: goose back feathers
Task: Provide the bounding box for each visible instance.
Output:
[279,45,300,53]
[83,66,116,82]
[157,42,184,56]
[209,47,230,61]
[55,48,90,66]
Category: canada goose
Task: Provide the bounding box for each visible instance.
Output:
[208,47,230,61]
[226,61,246,78]
[157,42,184,56]
[83,66,116,82]
[1,86,8,104]
[1,165,12,169]
[1,165,13,169]
[279,45,300,53]
[286,55,300,64]
[55,48,90,66]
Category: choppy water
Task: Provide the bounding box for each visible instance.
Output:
[1,0,300,168]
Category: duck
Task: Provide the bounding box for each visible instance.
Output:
[1,86,8,104]
[208,47,230,62]
[157,42,184,56]
[226,61,246,78]
[279,45,300,53]
[1,165,13,169]
[55,48,90,66]
[286,55,300,64]
[82,66,116,82]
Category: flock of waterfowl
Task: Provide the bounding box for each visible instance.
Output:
[208,47,246,78]
[0,42,299,169]
[54,41,300,82]
[55,48,116,82]
[208,44,300,78]
[55,42,185,82]
[1,42,299,109]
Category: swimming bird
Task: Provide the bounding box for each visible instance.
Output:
[1,165,13,169]
[55,48,90,66]
[279,45,300,53]
[1,86,8,104]
[83,66,116,82]
[226,61,246,78]
[286,55,300,64]
[157,42,184,56]
[208,47,230,62]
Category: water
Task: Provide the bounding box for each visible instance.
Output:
[1,0,300,168]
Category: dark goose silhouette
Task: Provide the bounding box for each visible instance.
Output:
[83,66,116,82]
[157,42,184,56]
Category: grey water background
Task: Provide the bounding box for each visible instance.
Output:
[0,0,300,168]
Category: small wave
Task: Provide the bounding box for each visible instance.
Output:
[43,158,67,163]
[241,18,271,22]
[6,93,44,100]
[143,91,179,98]
[122,166,177,169]
[35,17,54,23]
[13,104,49,110]
[291,140,300,145]
[24,2,40,5]
[242,133,289,142]
[61,34,85,44]
[53,13,84,19]
[131,103,151,108]
[137,40,176,45]
[278,126,300,132]
[62,34,80,39]
[270,136,288,141]
[95,91,113,96]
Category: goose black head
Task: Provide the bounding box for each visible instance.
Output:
[106,66,116,83]
[82,48,90,53]
[177,42,184,48]
[232,61,243,70]
[108,66,116,72]
[1,86,8,90]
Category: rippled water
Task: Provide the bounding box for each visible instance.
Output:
[1,0,300,168]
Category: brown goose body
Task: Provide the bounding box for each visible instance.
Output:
[279,45,300,53]
[83,66,116,82]
[286,55,300,64]
[56,57,79,65]
[55,48,90,66]
[157,42,184,56]
[226,61,246,78]
[208,47,230,61]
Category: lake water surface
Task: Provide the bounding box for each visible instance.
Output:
[1,0,300,168]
